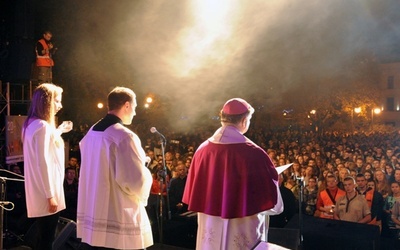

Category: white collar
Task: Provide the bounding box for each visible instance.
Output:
[208,125,250,144]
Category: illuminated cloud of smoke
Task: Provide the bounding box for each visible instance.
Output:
[48,0,400,131]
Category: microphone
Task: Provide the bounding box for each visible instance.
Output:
[144,156,151,168]
[150,127,166,141]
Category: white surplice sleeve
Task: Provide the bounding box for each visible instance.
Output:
[33,123,55,199]
[265,179,284,215]
[114,133,152,205]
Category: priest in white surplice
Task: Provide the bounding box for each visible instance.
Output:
[77,87,153,249]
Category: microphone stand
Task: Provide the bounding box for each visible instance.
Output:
[0,169,25,250]
[0,177,5,250]
[157,136,171,244]
[295,175,304,250]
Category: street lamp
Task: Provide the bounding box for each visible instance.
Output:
[371,108,381,129]
[146,97,153,104]
[373,108,381,115]
[144,96,153,109]
[351,107,361,132]
[308,110,317,132]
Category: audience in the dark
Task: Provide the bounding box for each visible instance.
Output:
[270,174,297,228]
[6,125,400,242]
[169,162,188,215]
[5,164,33,234]
[61,167,79,221]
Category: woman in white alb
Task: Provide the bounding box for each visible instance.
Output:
[22,83,72,250]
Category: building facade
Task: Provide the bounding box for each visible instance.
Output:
[378,62,400,127]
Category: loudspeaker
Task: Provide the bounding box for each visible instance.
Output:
[23,217,80,250]
[148,243,193,250]
[53,217,81,250]
[160,218,197,249]
[268,227,300,250]
[285,214,380,250]
[157,216,298,250]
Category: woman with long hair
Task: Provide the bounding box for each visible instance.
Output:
[383,181,400,237]
[385,164,395,182]
[22,83,72,250]
[291,161,302,178]
[364,169,374,182]
[375,169,391,199]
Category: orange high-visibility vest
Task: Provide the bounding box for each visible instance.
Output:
[361,189,377,225]
[319,188,346,219]
[36,39,54,67]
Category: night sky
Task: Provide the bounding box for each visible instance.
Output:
[2,0,400,130]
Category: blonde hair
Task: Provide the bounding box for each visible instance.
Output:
[23,83,63,138]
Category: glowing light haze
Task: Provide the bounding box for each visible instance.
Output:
[42,0,400,130]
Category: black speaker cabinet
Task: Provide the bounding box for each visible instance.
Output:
[23,216,80,250]
[268,227,300,250]
[285,214,380,250]
[53,217,80,250]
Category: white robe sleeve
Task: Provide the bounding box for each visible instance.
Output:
[114,133,152,205]
[34,123,55,199]
[265,179,284,215]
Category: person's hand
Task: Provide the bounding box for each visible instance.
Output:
[58,121,73,134]
[321,206,330,214]
[48,197,58,213]
[48,43,54,49]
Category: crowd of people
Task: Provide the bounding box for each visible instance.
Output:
[141,128,400,239]
[247,129,400,239]
[4,28,398,249]
[6,126,400,244]
[60,125,400,238]
[5,86,400,247]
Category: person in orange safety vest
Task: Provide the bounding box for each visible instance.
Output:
[35,31,56,83]
[356,173,384,227]
[316,174,345,219]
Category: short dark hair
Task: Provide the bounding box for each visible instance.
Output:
[65,167,75,174]
[344,176,355,183]
[390,181,400,185]
[220,110,250,124]
[356,173,365,179]
[309,176,317,182]
[107,87,135,111]
[326,174,337,181]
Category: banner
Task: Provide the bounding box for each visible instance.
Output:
[6,116,26,164]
